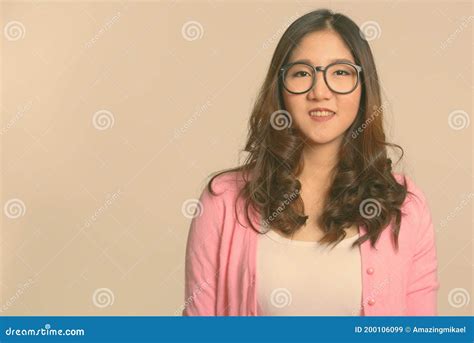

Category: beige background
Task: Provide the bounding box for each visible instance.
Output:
[0,0,472,316]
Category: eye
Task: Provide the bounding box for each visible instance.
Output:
[334,69,350,76]
[293,71,310,77]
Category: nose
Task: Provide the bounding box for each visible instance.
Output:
[308,70,332,100]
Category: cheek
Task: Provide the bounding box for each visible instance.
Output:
[282,93,304,121]
[337,90,361,123]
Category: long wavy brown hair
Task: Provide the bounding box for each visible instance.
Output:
[206,8,412,251]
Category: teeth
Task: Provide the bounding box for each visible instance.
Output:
[309,110,335,117]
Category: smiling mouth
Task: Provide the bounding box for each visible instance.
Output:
[309,110,336,117]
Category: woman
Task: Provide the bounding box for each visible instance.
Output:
[182,8,439,316]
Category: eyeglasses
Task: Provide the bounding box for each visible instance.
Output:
[280,61,363,95]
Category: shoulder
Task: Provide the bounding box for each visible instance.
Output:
[196,170,248,211]
[392,172,430,215]
[206,170,248,197]
[392,173,434,243]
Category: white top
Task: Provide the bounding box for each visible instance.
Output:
[256,227,362,316]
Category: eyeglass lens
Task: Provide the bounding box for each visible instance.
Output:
[283,63,358,94]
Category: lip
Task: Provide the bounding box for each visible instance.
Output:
[308,107,336,114]
[308,107,336,122]
[309,113,335,122]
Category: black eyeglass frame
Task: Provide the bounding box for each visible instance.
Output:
[279,61,363,95]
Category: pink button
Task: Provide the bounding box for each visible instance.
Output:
[366,267,374,275]
[368,298,376,306]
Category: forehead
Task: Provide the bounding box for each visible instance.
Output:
[289,30,355,65]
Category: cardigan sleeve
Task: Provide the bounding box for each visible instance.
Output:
[405,180,440,315]
[182,186,223,316]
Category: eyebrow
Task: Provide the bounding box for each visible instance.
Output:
[291,58,355,64]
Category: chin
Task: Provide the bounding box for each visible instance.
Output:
[305,133,344,146]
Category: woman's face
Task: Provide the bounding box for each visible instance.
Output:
[282,30,362,146]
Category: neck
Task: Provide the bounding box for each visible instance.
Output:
[296,138,342,186]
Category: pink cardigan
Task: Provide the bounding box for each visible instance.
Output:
[182,171,439,316]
